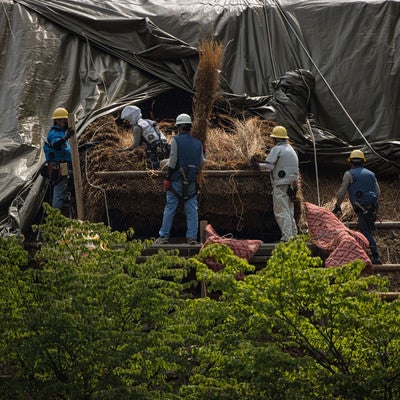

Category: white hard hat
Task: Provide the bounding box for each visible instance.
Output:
[175,113,192,125]
[121,105,142,125]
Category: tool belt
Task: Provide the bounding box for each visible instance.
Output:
[285,180,299,202]
[286,185,298,202]
[40,161,72,184]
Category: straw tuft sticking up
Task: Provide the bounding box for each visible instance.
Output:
[192,39,223,144]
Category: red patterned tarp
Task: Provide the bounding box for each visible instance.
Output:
[305,202,372,268]
[201,224,263,276]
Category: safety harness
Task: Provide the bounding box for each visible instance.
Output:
[139,120,170,166]
[168,167,198,202]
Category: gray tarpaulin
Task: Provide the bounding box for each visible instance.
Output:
[1,0,399,227]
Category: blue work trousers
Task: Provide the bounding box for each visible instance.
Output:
[159,180,198,240]
[356,210,378,252]
[52,177,70,209]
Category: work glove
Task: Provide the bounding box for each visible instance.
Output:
[52,138,66,150]
[250,157,260,170]
[52,129,74,150]
[65,128,75,139]
[333,205,342,215]
[163,179,170,191]
[152,160,160,169]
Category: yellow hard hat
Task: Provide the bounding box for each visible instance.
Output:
[348,149,366,162]
[270,125,289,139]
[52,107,69,119]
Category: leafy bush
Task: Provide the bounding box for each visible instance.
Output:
[0,205,192,399]
[181,237,400,399]
[1,208,400,399]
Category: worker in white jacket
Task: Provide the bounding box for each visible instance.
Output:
[253,125,299,242]
[119,105,169,168]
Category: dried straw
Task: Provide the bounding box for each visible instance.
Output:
[205,115,275,169]
[192,38,223,143]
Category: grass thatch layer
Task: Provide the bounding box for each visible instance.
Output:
[78,114,400,262]
[78,114,288,240]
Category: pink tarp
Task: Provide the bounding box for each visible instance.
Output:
[202,224,263,278]
[305,202,372,268]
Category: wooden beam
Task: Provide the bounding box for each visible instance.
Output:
[200,220,208,244]
[345,222,400,229]
[95,170,269,179]
[372,264,400,272]
[378,292,400,301]
[68,113,85,220]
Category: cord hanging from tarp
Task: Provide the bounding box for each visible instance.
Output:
[306,116,321,207]
[261,0,279,82]
[271,0,399,171]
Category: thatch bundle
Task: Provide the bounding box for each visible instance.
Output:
[192,39,223,143]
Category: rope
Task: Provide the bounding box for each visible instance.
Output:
[271,0,399,169]
[261,0,279,81]
[306,116,321,206]
[228,172,245,232]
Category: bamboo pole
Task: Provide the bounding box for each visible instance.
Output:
[68,113,85,220]
[94,170,269,178]
[377,292,400,301]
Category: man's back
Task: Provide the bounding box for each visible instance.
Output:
[349,166,378,205]
[169,132,204,182]
[267,142,298,185]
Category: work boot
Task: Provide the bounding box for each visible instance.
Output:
[154,237,169,245]
[370,253,382,265]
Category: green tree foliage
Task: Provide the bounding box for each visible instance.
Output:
[179,237,400,399]
[1,209,400,399]
[0,205,192,399]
